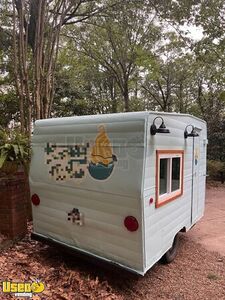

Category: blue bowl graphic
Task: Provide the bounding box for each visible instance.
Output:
[88,162,114,180]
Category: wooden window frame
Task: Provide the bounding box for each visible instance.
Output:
[155,150,184,208]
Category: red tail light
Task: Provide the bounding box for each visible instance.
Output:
[31,194,40,206]
[124,216,139,232]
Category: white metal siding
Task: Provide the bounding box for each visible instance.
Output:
[30,114,147,273]
[30,111,207,275]
[143,114,207,272]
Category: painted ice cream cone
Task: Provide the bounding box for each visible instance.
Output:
[88,125,117,180]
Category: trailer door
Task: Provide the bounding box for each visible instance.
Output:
[191,130,201,223]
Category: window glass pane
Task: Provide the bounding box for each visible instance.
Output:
[172,157,180,191]
[159,158,168,195]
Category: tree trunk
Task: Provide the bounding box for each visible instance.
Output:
[13,0,25,133]
[13,0,102,133]
[109,78,117,113]
[123,84,129,112]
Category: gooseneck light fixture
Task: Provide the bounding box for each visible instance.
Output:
[184,125,199,139]
[150,116,170,135]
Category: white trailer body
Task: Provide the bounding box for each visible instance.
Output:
[30,111,207,275]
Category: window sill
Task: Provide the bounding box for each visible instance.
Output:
[155,190,183,208]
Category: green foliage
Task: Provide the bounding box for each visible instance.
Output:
[0,128,31,174]
[0,0,224,163]
[207,160,225,181]
[66,0,161,112]
[0,90,19,128]
[207,119,225,162]
[53,49,120,116]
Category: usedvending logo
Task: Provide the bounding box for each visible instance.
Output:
[1,280,45,298]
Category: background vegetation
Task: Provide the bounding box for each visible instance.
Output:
[0,0,224,172]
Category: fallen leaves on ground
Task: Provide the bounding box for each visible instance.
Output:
[0,228,225,299]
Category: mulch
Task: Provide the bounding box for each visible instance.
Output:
[0,229,225,300]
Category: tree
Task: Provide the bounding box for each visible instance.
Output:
[0,12,19,128]
[0,0,224,165]
[0,91,19,128]
[68,1,160,111]
[10,0,117,135]
[53,46,122,116]
[141,33,194,112]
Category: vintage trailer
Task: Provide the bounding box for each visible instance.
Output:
[30,111,207,275]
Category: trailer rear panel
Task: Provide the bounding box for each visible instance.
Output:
[30,113,148,273]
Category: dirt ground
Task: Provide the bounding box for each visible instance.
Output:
[187,186,225,256]
[0,187,225,300]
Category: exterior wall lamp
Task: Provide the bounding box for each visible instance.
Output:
[184,125,199,139]
[150,116,170,135]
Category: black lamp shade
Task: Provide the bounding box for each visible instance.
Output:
[157,122,170,134]
[150,117,170,135]
[184,126,199,139]
[191,129,199,137]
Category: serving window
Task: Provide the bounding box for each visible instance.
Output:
[156,150,184,208]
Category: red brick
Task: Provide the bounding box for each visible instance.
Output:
[0,176,28,239]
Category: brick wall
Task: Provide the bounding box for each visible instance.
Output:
[0,176,28,239]
[17,170,32,221]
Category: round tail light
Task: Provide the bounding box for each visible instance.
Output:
[31,194,40,206]
[124,216,139,232]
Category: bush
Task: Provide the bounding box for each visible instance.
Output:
[207,160,225,182]
[0,128,31,176]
